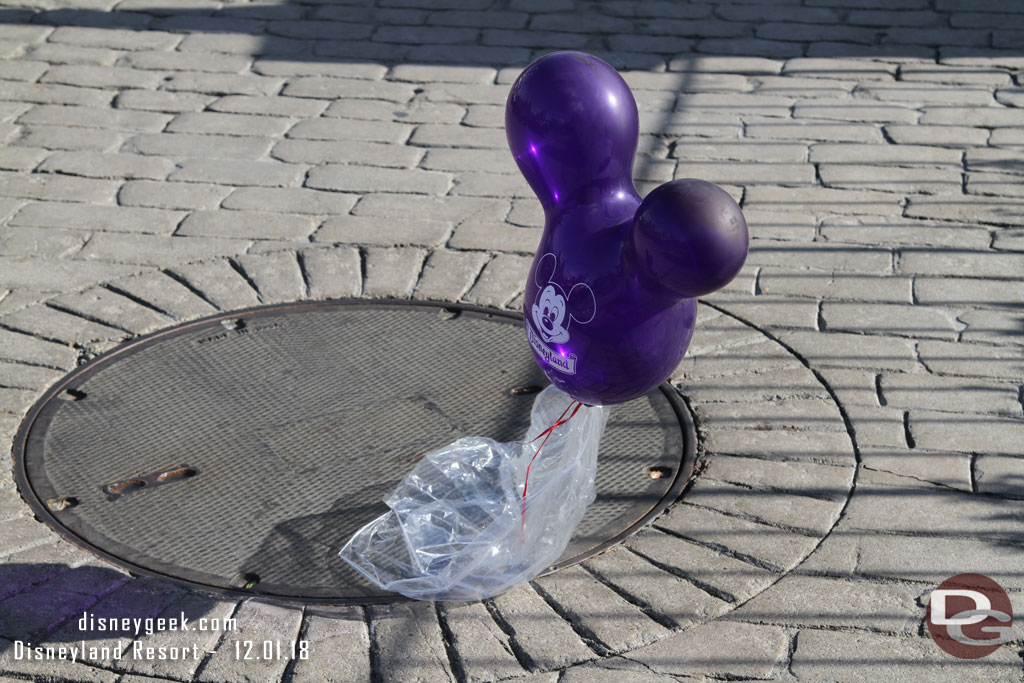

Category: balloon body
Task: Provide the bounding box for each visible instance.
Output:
[506,51,747,405]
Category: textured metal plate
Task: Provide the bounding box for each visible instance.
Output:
[14,300,695,604]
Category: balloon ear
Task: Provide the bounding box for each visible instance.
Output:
[534,252,557,287]
[567,283,596,326]
[632,179,749,299]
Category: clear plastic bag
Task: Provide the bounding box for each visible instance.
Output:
[339,386,608,602]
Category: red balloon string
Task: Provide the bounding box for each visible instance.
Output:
[519,399,583,533]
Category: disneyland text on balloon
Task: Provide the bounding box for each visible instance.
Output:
[526,321,577,375]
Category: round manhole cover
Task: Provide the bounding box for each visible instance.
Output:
[13,300,695,604]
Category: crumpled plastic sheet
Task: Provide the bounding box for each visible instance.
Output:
[339,386,608,602]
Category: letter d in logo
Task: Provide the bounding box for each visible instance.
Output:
[927,573,1013,659]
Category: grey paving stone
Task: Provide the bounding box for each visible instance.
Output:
[0,361,62,390]
[702,450,853,501]
[660,502,821,573]
[367,602,454,683]
[782,57,897,79]
[115,89,214,113]
[300,247,361,300]
[329,98,465,125]
[989,128,1024,147]
[921,106,1024,127]
[0,81,114,108]
[41,64,163,90]
[820,164,962,195]
[11,202,183,235]
[0,257,139,293]
[50,286,173,335]
[1,303,127,346]
[25,43,121,66]
[307,165,451,196]
[488,583,594,671]
[47,26,179,51]
[583,546,730,629]
[162,72,284,98]
[171,159,306,187]
[251,60,385,80]
[78,233,251,267]
[439,601,526,682]
[906,195,1024,226]
[958,308,1024,346]
[410,124,507,149]
[209,94,329,119]
[901,63,1013,86]
[810,143,963,166]
[264,608,366,683]
[744,185,904,216]
[167,111,292,138]
[283,77,414,103]
[223,187,357,216]
[975,454,1024,499]
[851,466,1024,542]
[884,123,990,147]
[909,409,1024,456]
[675,161,815,185]
[352,193,506,224]
[730,574,921,634]
[790,627,1021,681]
[821,215,991,249]
[0,146,46,172]
[857,82,995,106]
[14,124,123,152]
[362,247,425,298]
[39,151,173,181]
[272,138,423,169]
[917,339,1024,381]
[196,599,302,683]
[118,50,251,74]
[844,403,910,448]
[533,565,670,654]
[168,259,261,311]
[968,171,1024,198]
[448,221,540,254]
[898,249,1024,277]
[288,117,412,143]
[119,180,230,210]
[234,251,305,304]
[821,302,963,341]
[861,447,970,490]
[559,656,680,683]
[412,250,488,301]
[745,241,893,273]
[777,330,920,372]
[879,371,1021,416]
[685,476,844,535]
[111,270,217,321]
[18,104,171,132]
[463,253,531,308]
[0,326,77,368]
[626,528,779,603]
[124,133,274,161]
[626,620,788,680]
[179,210,314,242]
[758,269,912,303]
[315,215,450,247]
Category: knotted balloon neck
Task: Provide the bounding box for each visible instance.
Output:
[519,399,585,534]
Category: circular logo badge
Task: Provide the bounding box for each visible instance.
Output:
[926,573,1013,659]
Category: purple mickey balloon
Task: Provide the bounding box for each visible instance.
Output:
[506,51,749,405]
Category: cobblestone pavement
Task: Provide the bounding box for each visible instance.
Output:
[1,0,1023,681]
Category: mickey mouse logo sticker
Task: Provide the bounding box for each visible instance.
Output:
[527,254,596,374]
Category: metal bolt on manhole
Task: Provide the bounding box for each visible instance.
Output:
[13,300,696,604]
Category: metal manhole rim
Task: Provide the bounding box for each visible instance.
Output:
[11,298,697,606]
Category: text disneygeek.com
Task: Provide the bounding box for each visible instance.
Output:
[12,611,310,663]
